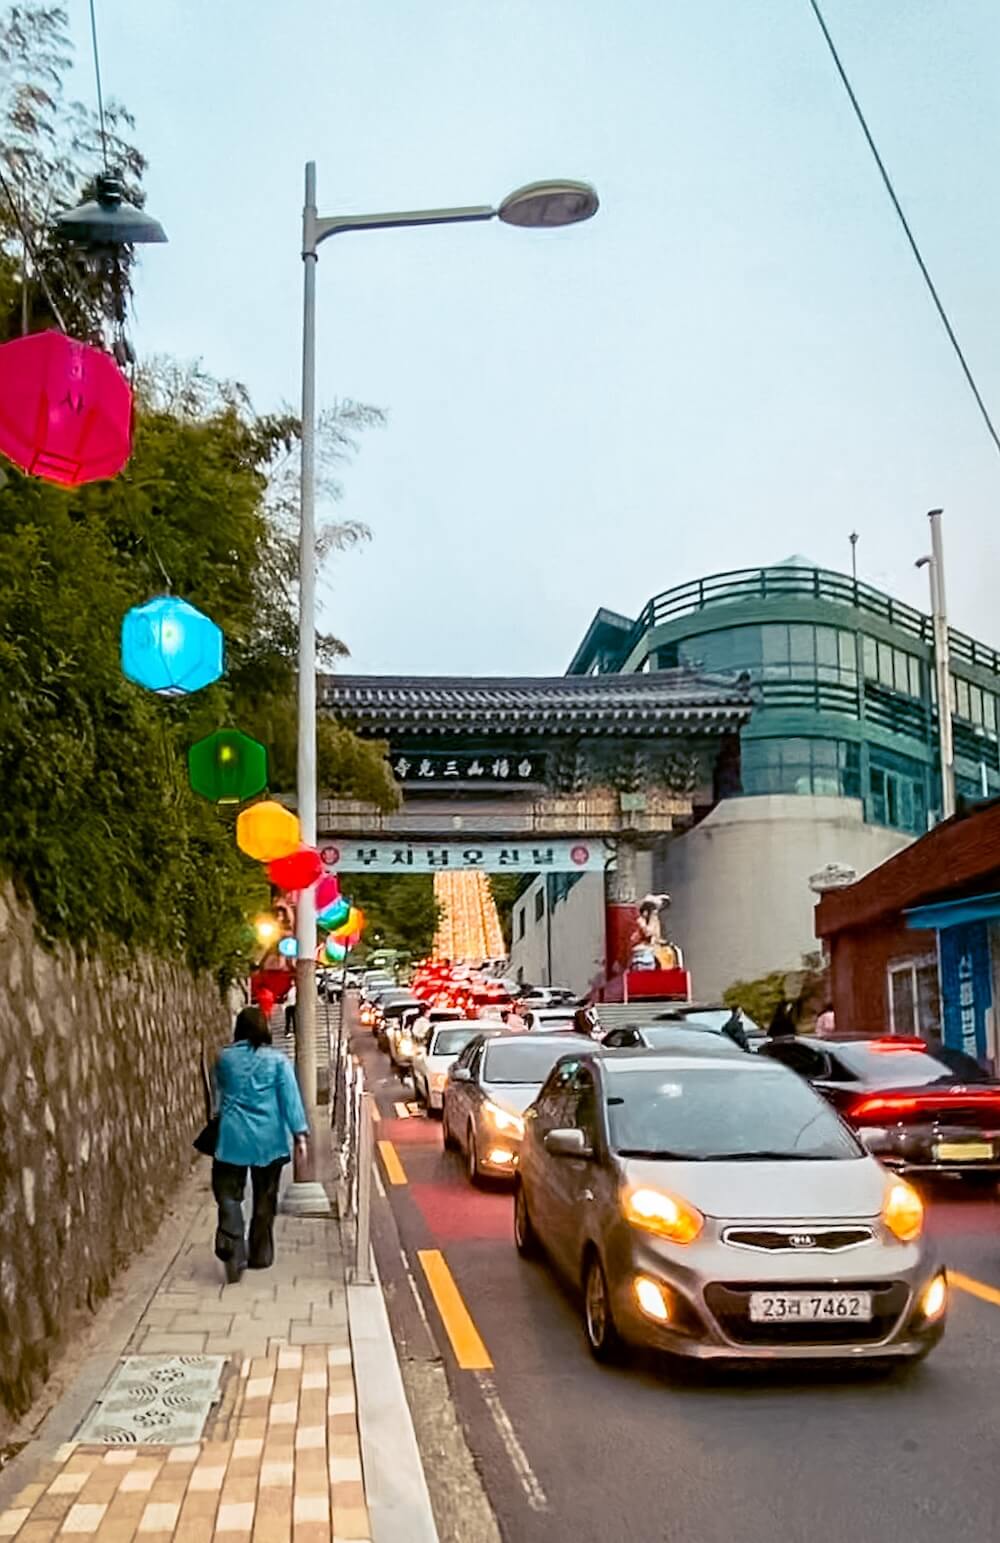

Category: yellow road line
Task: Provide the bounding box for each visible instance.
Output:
[377,1139,407,1185]
[418,1249,493,1370]
[949,1269,1000,1308]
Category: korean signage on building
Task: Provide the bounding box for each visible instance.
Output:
[389,751,545,785]
[939,920,992,1058]
[320,840,606,874]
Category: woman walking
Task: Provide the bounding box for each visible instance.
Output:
[213,1006,309,1283]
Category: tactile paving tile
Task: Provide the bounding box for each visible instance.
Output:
[75,1355,227,1445]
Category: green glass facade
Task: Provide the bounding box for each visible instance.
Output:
[568,563,1000,836]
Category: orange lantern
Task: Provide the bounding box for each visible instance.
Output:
[236,801,301,862]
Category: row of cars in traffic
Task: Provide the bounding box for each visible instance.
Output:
[355,963,1000,1368]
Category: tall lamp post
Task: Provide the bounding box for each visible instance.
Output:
[916,508,955,822]
[294,168,599,1117]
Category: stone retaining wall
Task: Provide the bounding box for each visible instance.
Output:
[0,883,231,1428]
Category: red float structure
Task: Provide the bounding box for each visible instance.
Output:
[0,331,133,487]
[268,846,323,893]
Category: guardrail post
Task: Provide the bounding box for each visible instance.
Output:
[354,1091,375,1285]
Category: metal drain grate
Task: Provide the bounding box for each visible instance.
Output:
[76,1355,227,1445]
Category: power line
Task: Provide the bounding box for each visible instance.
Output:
[807,0,1000,460]
[88,0,110,171]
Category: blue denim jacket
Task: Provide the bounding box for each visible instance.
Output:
[214,1043,308,1167]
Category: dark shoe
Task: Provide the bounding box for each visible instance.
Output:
[222,1255,245,1284]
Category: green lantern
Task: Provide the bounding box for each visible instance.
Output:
[188,728,268,805]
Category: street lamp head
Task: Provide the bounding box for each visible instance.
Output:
[56,170,167,246]
[497,179,599,229]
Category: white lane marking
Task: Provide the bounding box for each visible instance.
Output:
[475,1373,548,1512]
[399,1246,435,1339]
[374,1164,386,1199]
[394,1101,410,1119]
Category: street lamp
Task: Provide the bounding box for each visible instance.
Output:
[293,164,598,1118]
[916,508,955,822]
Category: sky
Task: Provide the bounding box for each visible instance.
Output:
[70,0,1000,675]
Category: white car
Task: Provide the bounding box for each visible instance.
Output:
[523,1007,579,1034]
[412,1020,493,1114]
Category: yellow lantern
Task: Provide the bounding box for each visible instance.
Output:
[236,800,301,862]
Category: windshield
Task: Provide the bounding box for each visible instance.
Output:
[484,1040,583,1085]
[832,1042,992,1086]
[432,1027,479,1056]
[530,1015,575,1032]
[607,1064,861,1160]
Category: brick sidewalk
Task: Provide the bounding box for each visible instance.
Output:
[0,1174,371,1543]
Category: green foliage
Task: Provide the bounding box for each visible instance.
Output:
[0,3,148,341]
[723,953,830,1029]
[346,876,442,960]
[722,972,789,1029]
[0,368,395,980]
[0,11,396,980]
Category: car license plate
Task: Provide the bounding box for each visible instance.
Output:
[748,1291,873,1323]
[934,1141,994,1162]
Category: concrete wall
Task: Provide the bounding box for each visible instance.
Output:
[0,883,231,1429]
[655,797,913,1000]
[508,854,655,997]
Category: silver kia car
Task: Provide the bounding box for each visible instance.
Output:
[514,1048,947,1365]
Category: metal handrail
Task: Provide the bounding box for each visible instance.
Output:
[627,565,1000,677]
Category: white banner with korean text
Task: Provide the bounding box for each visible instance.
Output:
[319,840,608,874]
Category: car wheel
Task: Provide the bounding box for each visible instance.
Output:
[583,1251,622,1363]
[467,1124,483,1187]
[514,1179,540,1259]
[442,1101,458,1150]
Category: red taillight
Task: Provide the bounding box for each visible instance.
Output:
[867,1037,927,1052]
[850,1090,1000,1120]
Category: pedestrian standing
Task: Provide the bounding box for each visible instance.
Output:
[721,1005,750,1050]
[212,1006,309,1283]
[767,1000,797,1040]
[815,1002,836,1037]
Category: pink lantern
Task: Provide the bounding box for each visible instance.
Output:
[0,331,133,487]
[315,873,341,910]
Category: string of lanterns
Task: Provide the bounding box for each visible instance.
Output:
[0,152,366,992]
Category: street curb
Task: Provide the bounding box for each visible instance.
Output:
[347,1263,440,1543]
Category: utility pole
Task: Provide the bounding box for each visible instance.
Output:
[916,509,955,821]
[849,531,858,584]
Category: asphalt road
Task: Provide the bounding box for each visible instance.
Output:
[352,1020,1000,1543]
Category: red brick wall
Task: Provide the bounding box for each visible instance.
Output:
[829,917,938,1034]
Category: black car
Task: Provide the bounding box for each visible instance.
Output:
[756,1035,1000,1184]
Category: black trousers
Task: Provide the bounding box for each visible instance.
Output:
[211,1158,285,1271]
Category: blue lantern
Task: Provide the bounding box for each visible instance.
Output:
[121,594,224,696]
[317,896,351,933]
[278,936,298,959]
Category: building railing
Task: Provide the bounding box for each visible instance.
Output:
[628,565,1000,678]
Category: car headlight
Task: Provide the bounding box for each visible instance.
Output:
[484,1101,524,1138]
[882,1178,924,1242]
[622,1187,704,1244]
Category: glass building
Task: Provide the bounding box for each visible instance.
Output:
[568,559,1000,836]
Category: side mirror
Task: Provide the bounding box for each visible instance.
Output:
[544,1128,593,1160]
[451,1067,472,1083]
